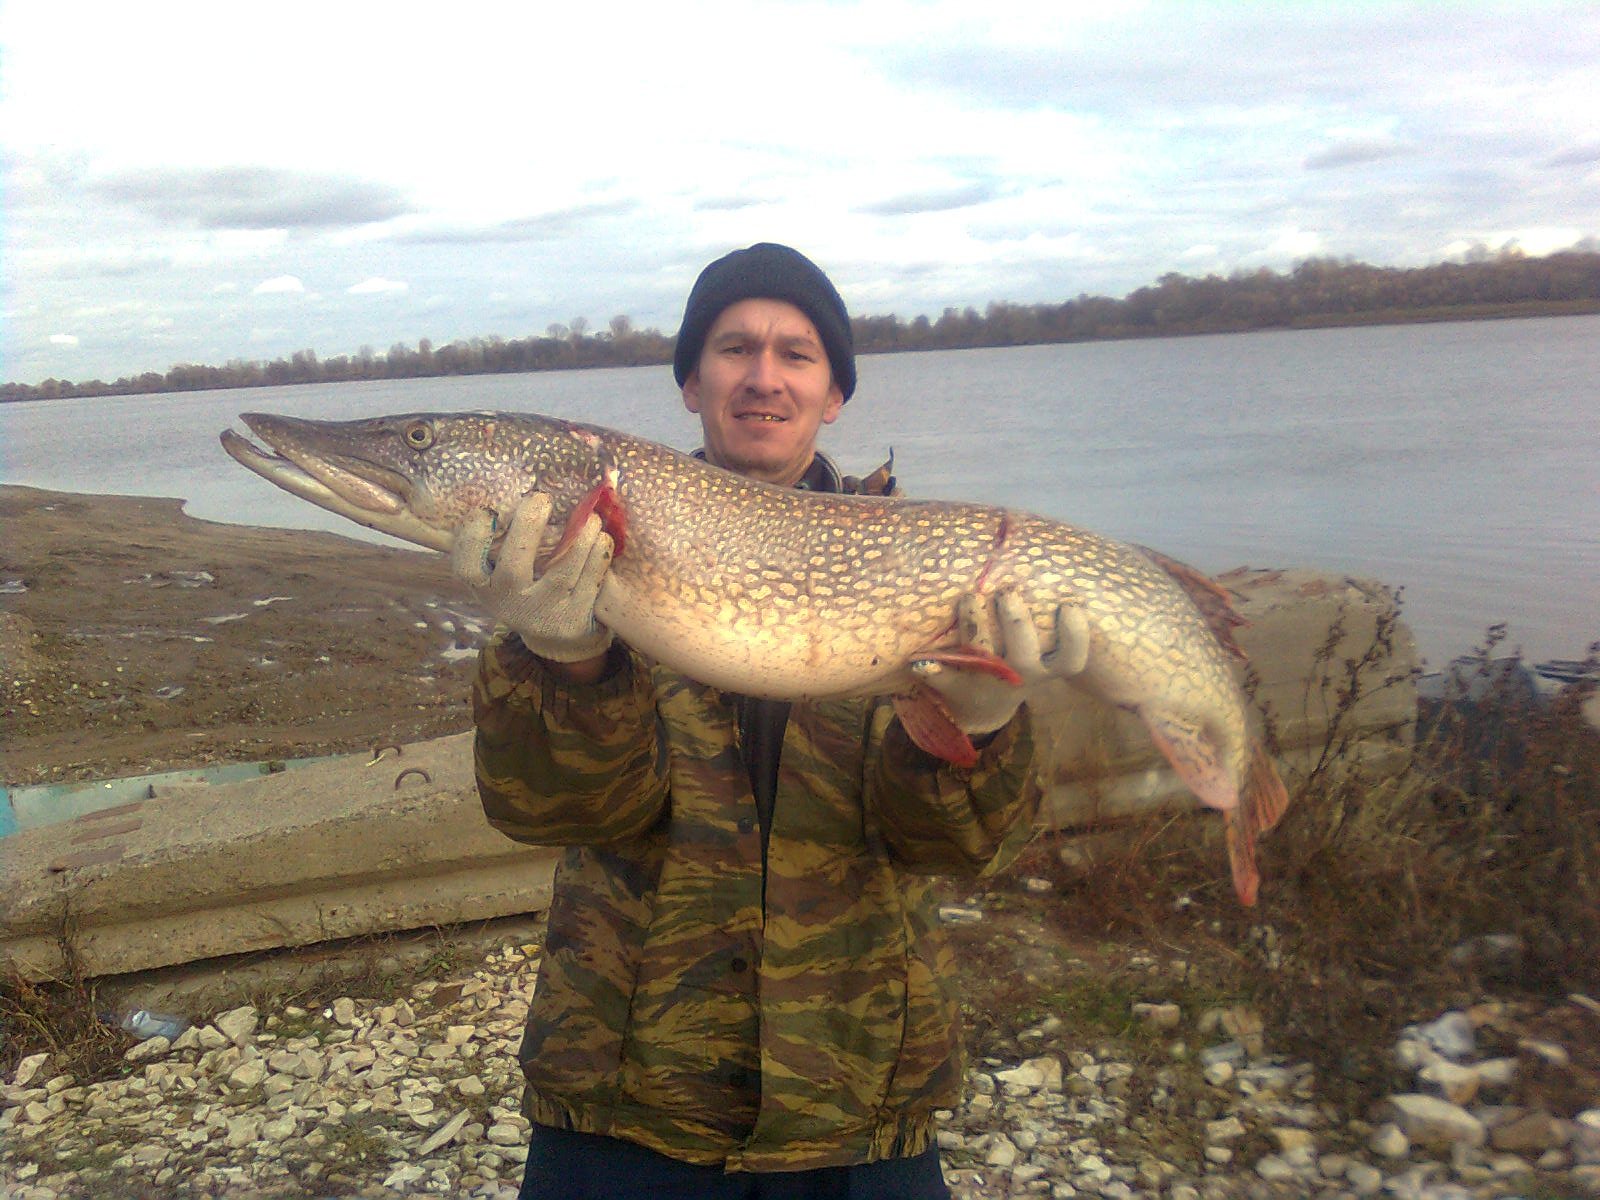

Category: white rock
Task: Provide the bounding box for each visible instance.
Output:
[331,997,357,1026]
[262,1113,297,1141]
[124,1035,171,1063]
[1410,1011,1476,1060]
[1131,1002,1181,1030]
[1270,1127,1315,1154]
[1374,1093,1486,1151]
[1475,1056,1518,1092]
[1205,1116,1246,1143]
[12,1053,50,1089]
[131,1143,169,1167]
[985,1134,1019,1167]
[1255,1154,1296,1181]
[1417,1060,1480,1105]
[1346,1161,1384,1195]
[1368,1121,1411,1158]
[1573,1109,1600,1165]
[1518,1036,1571,1067]
[227,1060,268,1090]
[487,1122,524,1146]
[213,1006,260,1046]
[383,1164,427,1189]
[224,1115,261,1148]
[1318,1152,1352,1177]
[1393,1038,1442,1071]
[419,1109,471,1156]
[997,1056,1062,1091]
[1202,1060,1235,1087]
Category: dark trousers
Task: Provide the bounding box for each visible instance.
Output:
[516,1124,951,1200]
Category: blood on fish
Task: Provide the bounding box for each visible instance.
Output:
[551,482,628,559]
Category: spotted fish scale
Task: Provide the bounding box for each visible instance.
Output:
[221,409,1289,902]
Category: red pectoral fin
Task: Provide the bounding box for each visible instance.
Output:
[893,687,980,768]
[911,645,1024,686]
[550,482,628,560]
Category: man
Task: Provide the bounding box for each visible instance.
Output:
[459,244,1077,1198]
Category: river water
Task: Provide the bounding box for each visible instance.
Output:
[3,316,1596,668]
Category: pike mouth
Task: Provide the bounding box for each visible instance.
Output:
[219,414,453,553]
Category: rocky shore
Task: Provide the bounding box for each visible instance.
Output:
[4,928,1597,1200]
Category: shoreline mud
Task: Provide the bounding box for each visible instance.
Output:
[1,485,480,788]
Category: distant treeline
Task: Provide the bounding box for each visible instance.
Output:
[7,248,1599,402]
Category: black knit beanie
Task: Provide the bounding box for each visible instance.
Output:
[673,243,856,401]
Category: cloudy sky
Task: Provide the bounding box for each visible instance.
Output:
[3,0,1597,385]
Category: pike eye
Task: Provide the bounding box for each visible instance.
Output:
[403,421,434,450]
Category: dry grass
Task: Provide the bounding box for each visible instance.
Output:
[0,908,134,1088]
[0,923,486,1088]
[965,621,1599,1107]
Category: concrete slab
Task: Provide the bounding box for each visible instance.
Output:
[1,733,558,981]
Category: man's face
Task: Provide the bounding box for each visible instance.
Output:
[682,298,844,486]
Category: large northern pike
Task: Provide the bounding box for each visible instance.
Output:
[221,410,1288,903]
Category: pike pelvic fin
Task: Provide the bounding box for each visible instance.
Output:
[1142,709,1237,813]
[1224,743,1291,906]
[893,687,980,768]
[550,482,628,560]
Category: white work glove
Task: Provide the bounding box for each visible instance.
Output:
[451,492,615,663]
[911,589,1091,733]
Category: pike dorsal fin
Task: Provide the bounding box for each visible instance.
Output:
[1137,546,1248,662]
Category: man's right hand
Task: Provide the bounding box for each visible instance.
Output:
[452,492,615,666]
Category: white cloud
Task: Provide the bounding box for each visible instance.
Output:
[2,1,1597,384]
[48,333,79,346]
[1262,230,1326,261]
[252,275,305,295]
[347,277,407,295]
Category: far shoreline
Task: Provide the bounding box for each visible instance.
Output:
[7,249,1599,402]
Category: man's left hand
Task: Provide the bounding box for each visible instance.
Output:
[911,590,1090,734]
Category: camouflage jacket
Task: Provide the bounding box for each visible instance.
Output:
[471,457,1043,1171]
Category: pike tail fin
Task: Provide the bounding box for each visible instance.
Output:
[1143,712,1289,906]
[1224,744,1290,906]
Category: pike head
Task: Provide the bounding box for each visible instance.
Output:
[220,411,601,552]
